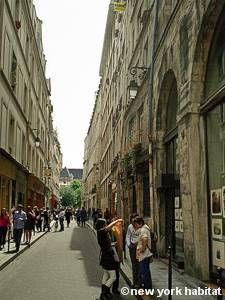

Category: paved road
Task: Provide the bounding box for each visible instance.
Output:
[0,221,136,300]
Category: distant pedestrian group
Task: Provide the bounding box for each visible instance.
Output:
[75,207,87,227]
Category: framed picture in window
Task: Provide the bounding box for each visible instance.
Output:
[213,240,225,268]
[179,209,183,220]
[211,189,222,216]
[222,186,225,217]
[212,218,223,239]
[175,209,180,220]
[179,221,183,232]
[175,221,180,232]
[175,197,179,208]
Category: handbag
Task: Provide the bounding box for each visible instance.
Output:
[111,245,120,262]
[149,253,153,263]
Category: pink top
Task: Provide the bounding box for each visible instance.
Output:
[0,215,10,227]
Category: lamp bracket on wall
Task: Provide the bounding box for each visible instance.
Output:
[129,66,150,80]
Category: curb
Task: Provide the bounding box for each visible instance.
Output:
[0,230,48,271]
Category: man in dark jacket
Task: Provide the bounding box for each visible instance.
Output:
[80,207,87,227]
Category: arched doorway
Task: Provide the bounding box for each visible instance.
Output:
[156,70,184,267]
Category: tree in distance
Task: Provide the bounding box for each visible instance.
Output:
[59,180,81,207]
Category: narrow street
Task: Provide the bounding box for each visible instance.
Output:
[0,221,136,300]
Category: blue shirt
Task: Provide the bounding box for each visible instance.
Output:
[13,210,27,229]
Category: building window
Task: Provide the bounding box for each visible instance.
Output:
[128,117,136,147]
[10,52,17,91]
[143,174,150,217]
[138,105,143,143]
[8,115,15,155]
[23,84,27,115]
[144,39,148,66]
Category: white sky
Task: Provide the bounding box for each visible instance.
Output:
[33,0,110,169]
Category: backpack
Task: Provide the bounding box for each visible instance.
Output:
[144,225,158,256]
[150,230,157,256]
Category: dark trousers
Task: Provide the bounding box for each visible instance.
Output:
[139,257,152,289]
[81,220,86,227]
[129,245,139,286]
[66,219,70,227]
[59,218,64,231]
[0,227,8,247]
[14,228,23,251]
[112,262,120,290]
[43,217,50,231]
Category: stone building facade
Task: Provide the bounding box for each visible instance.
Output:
[0,0,62,210]
[83,0,225,282]
[82,89,102,210]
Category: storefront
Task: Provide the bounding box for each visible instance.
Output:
[50,194,58,209]
[26,174,45,208]
[0,151,16,211]
[203,5,225,281]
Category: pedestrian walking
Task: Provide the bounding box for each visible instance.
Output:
[126,213,140,287]
[92,208,98,228]
[0,208,10,250]
[13,204,27,252]
[133,217,153,289]
[43,207,50,231]
[65,208,72,228]
[59,208,65,231]
[96,217,123,300]
[76,209,81,226]
[80,207,87,227]
[24,206,36,246]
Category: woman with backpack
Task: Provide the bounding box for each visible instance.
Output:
[96,217,123,300]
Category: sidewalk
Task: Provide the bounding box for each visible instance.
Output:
[87,221,219,300]
[0,230,47,271]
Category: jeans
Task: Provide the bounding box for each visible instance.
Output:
[14,228,23,251]
[129,245,139,286]
[139,257,152,289]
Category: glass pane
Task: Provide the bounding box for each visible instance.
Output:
[207,105,223,188]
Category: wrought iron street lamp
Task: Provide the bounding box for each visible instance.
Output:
[31,128,41,148]
[128,66,150,99]
[128,79,138,99]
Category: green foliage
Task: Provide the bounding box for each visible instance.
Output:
[59,180,81,208]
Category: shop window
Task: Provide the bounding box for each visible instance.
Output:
[206,102,225,274]
[205,10,225,98]
[219,48,225,78]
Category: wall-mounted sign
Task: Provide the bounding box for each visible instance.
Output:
[113,2,126,12]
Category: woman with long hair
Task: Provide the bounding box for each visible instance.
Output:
[0,208,10,250]
[96,217,123,300]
